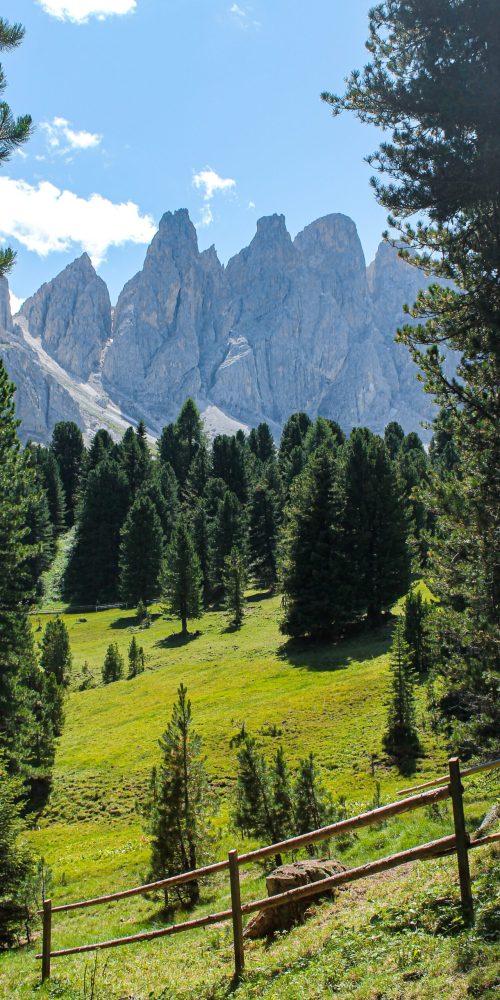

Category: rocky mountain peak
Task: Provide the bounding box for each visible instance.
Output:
[0,276,13,333]
[19,252,111,380]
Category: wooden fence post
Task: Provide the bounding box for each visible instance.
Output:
[228,850,245,980]
[448,757,474,924]
[41,898,52,982]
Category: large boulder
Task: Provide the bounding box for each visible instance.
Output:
[244,858,346,939]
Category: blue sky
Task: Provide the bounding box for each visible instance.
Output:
[2,0,388,306]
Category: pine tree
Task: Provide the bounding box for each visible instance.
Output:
[294,754,333,855]
[248,481,279,589]
[0,17,32,277]
[149,684,209,907]
[50,421,86,526]
[65,459,130,603]
[383,621,420,768]
[0,760,38,947]
[23,484,54,596]
[87,429,114,471]
[384,422,405,461]
[280,446,350,640]
[222,547,247,628]
[210,489,247,595]
[40,618,72,686]
[324,0,500,751]
[212,434,248,502]
[119,494,163,605]
[234,738,279,843]
[118,425,151,499]
[102,643,124,684]
[343,429,410,624]
[403,589,432,677]
[161,519,202,635]
[27,445,66,535]
[191,499,212,606]
[127,636,145,679]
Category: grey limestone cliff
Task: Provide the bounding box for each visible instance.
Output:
[19,253,111,380]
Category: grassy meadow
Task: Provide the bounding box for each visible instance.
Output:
[1,587,499,999]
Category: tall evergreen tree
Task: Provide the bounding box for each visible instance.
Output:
[294,754,333,855]
[127,636,145,679]
[0,760,38,947]
[119,494,163,605]
[40,618,72,687]
[171,399,206,486]
[383,620,420,768]
[248,481,279,589]
[50,421,85,526]
[343,429,410,623]
[324,0,500,751]
[191,499,212,607]
[210,489,247,595]
[212,434,248,503]
[280,447,350,640]
[222,547,247,628]
[102,643,124,684]
[161,519,203,635]
[384,421,405,461]
[118,425,151,499]
[65,459,130,603]
[87,429,114,471]
[403,589,433,678]
[149,684,209,907]
[23,485,54,595]
[0,17,32,277]
[27,445,66,535]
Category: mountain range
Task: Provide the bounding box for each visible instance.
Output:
[0,209,434,444]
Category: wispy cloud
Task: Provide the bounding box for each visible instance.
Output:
[193,167,236,227]
[0,176,155,266]
[9,291,25,316]
[228,3,261,31]
[41,117,102,157]
[37,0,137,23]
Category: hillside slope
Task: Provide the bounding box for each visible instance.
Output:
[1,595,498,999]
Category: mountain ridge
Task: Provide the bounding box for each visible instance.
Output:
[1,209,434,444]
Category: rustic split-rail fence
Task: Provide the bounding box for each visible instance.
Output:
[38,756,500,983]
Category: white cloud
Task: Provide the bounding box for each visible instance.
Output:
[41,117,102,156]
[0,177,156,266]
[228,3,261,30]
[37,0,136,23]
[9,291,25,315]
[248,200,256,210]
[192,167,236,227]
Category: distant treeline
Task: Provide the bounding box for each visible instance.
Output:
[27,402,453,639]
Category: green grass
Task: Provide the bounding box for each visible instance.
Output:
[1,592,498,999]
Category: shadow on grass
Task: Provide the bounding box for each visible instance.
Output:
[277,614,394,671]
[246,589,276,604]
[154,630,201,649]
[109,612,162,630]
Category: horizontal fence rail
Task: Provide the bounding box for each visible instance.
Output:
[37,757,500,983]
[397,758,500,796]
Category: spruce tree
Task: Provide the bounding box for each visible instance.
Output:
[149,684,209,907]
[271,747,294,842]
[294,754,333,855]
[23,485,54,595]
[40,618,72,686]
[102,643,124,684]
[50,421,85,526]
[118,425,151,499]
[119,494,163,605]
[0,17,32,276]
[212,434,248,503]
[191,499,212,606]
[248,481,279,589]
[222,547,247,628]
[343,429,410,624]
[161,519,202,635]
[280,446,350,640]
[324,0,500,751]
[384,422,405,461]
[234,738,279,844]
[383,621,420,769]
[127,636,145,679]
[403,589,432,677]
[65,459,130,603]
[87,429,114,471]
[27,445,66,535]
[210,489,247,595]
[0,760,38,947]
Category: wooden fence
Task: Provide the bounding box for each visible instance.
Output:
[37,756,500,983]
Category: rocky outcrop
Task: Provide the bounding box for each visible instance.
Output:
[5,208,443,444]
[103,210,229,427]
[0,278,83,443]
[19,253,111,380]
[244,858,346,938]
